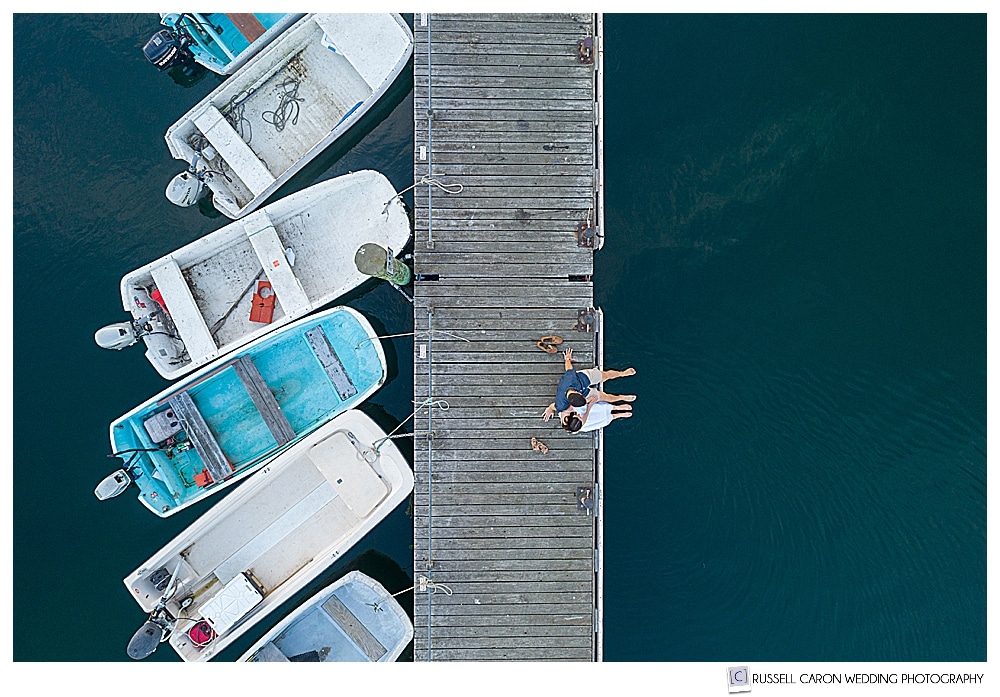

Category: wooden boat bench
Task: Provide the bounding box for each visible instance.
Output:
[168,391,233,483]
[304,326,358,401]
[243,210,311,318]
[322,594,387,660]
[233,355,296,446]
[226,13,267,43]
[149,258,218,361]
[193,106,276,197]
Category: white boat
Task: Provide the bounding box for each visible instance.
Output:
[163,13,414,219]
[95,170,410,380]
[123,409,414,662]
[239,571,413,662]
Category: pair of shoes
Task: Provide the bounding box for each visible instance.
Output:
[530,437,550,454]
[536,335,563,353]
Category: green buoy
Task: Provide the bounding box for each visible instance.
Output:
[354,243,411,285]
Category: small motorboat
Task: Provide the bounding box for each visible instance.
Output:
[96,306,386,517]
[240,571,413,662]
[163,13,414,219]
[142,13,304,76]
[123,409,414,661]
[94,170,410,380]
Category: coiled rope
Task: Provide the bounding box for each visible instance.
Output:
[261,76,304,132]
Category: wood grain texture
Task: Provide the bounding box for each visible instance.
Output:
[413,13,600,662]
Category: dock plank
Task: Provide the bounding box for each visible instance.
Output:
[413,12,601,662]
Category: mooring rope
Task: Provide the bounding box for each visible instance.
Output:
[368,577,454,613]
[382,176,463,214]
[355,329,471,350]
[371,397,449,454]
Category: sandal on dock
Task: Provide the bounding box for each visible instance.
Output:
[530,437,550,454]
[535,335,563,353]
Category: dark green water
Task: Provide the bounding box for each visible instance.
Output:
[14,14,985,662]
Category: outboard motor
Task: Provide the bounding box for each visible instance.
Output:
[127,618,169,660]
[94,469,132,501]
[166,170,207,207]
[142,28,195,72]
[95,321,138,351]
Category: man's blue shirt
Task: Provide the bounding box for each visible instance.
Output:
[555,369,591,411]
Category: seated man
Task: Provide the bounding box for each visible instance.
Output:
[542,347,636,422]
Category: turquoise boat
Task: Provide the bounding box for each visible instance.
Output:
[144,13,303,76]
[97,306,386,518]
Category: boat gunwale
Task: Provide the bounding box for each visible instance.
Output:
[164,13,415,219]
[119,171,409,380]
[109,305,388,518]
[238,570,413,662]
[122,410,414,661]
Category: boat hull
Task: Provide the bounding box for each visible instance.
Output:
[160,13,304,75]
[116,170,410,380]
[122,409,414,662]
[239,571,413,662]
[108,306,386,517]
[165,13,414,219]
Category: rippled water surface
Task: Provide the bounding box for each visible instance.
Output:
[600,14,985,661]
[13,14,985,662]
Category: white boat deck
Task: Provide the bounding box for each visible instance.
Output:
[164,13,413,219]
[120,170,411,379]
[123,410,413,661]
[234,41,371,177]
[184,454,348,592]
[180,432,387,594]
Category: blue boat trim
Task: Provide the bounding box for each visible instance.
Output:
[334,102,365,130]
[110,307,385,516]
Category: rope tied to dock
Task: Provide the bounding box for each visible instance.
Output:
[355,329,471,350]
[382,176,463,215]
[368,576,454,613]
[371,397,450,454]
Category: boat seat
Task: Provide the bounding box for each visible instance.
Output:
[304,326,358,401]
[213,480,334,585]
[149,258,217,362]
[233,355,296,446]
[192,106,275,197]
[168,391,233,483]
[243,211,310,318]
[226,13,267,42]
[322,594,387,661]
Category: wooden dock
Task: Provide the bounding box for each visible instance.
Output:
[411,13,605,661]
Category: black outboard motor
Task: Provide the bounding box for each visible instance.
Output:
[142,28,195,72]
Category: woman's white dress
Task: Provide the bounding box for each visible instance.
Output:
[574,402,613,432]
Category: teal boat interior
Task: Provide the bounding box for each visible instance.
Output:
[110,308,383,515]
[161,13,295,73]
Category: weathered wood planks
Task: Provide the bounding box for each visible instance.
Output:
[412,13,602,662]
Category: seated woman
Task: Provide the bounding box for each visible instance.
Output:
[562,399,633,433]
